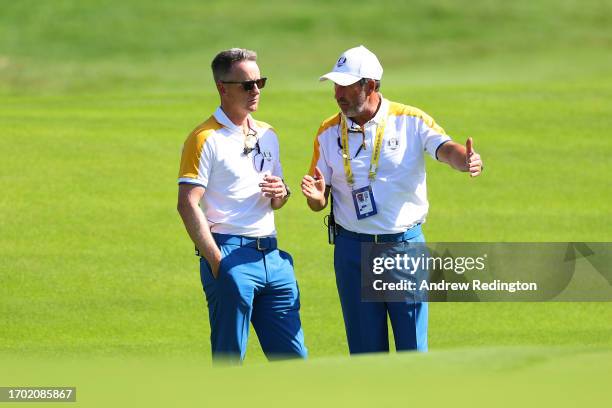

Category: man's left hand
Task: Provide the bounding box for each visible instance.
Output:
[260,175,287,199]
[465,137,483,177]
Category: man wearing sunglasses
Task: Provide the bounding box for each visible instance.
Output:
[301,46,483,355]
[177,48,307,363]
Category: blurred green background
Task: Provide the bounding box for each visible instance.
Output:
[1,0,611,404]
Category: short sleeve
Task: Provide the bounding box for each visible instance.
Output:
[177,130,214,187]
[308,133,332,184]
[272,138,283,179]
[418,113,452,160]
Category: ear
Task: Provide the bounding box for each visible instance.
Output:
[365,79,376,96]
[216,81,226,95]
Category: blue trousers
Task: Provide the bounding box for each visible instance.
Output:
[334,226,428,354]
[199,234,307,362]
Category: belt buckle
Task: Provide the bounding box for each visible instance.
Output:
[256,237,265,251]
[374,234,380,244]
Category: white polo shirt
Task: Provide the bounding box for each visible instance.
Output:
[178,107,282,237]
[309,97,451,234]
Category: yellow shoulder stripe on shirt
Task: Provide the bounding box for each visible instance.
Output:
[178,116,222,180]
[388,102,446,135]
[308,113,341,176]
[253,119,275,134]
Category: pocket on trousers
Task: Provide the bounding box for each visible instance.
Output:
[278,249,294,267]
[200,248,228,284]
[214,255,228,280]
[199,257,216,289]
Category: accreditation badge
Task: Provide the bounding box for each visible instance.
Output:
[352,185,378,220]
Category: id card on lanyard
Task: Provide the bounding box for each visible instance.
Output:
[340,114,387,220]
[352,185,377,219]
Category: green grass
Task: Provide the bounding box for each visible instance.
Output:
[1,347,611,407]
[1,0,611,404]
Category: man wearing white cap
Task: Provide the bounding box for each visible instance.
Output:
[301,45,483,354]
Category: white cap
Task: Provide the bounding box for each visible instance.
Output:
[319,45,383,86]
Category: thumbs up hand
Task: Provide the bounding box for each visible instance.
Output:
[465,137,483,177]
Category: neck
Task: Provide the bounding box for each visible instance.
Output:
[220,104,249,128]
[350,93,381,126]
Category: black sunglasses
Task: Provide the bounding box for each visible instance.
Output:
[221,77,267,91]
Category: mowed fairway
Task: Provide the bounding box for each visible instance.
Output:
[0,0,611,402]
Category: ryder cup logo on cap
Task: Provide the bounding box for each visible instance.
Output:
[320,45,383,86]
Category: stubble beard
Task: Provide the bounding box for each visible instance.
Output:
[339,90,367,118]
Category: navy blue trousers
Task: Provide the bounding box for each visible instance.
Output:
[334,226,428,354]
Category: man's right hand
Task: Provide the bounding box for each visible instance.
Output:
[301,167,328,211]
[301,166,326,200]
[207,249,223,279]
[177,184,225,279]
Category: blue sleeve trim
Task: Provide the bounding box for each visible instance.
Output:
[178,180,206,188]
[434,140,451,161]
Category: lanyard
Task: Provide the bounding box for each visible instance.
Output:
[340,114,387,188]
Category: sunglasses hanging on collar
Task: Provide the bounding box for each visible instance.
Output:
[244,135,260,155]
[242,117,259,155]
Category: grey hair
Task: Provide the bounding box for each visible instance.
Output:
[359,78,381,91]
[211,48,257,82]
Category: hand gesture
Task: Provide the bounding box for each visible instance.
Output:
[301,166,326,200]
[260,175,287,199]
[465,137,483,177]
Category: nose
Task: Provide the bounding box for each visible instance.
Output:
[334,84,344,99]
[251,83,261,95]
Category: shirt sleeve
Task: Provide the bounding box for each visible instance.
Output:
[308,132,332,184]
[272,134,283,179]
[417,113,452,160]
[177,130,213,187]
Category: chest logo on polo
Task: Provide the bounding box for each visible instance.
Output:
[388,137,399,150]
[263,151,273,161]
